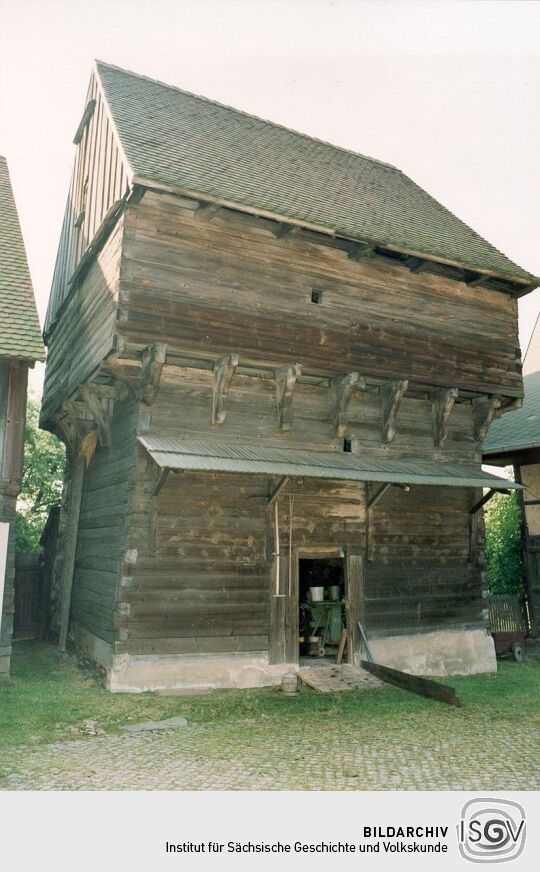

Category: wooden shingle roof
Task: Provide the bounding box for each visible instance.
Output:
[0,156,44,361]
[96,60,536,286]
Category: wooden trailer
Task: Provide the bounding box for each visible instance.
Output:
[0,156,45,679]
[40,61,537,691]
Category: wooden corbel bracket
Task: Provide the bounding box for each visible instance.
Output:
[140,343,167,405]
[275,363,302,432]
[331,372,363,438]
[380,379,408,443]
[472,395,501,442]
[212,353,239,425]
[78,384,113,448]
[432,387,458,447]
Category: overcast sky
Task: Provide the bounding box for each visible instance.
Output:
[1,0,539,393]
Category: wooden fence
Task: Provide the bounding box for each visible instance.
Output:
[488,593,529,634]
[13,553,44,640]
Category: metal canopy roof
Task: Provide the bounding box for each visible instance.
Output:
[139,435,519,490]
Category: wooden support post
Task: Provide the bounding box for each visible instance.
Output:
[469,487,509,516]
[367,482,391,511]
[331,372,363,438]
[472,395,501,441]
[275,363,302,432]
[212,353,239,425]
[153,468,170,497]
[432,387,458,447]
[79,384,113,447]
[268,476,290,505]
[380,379,408,443]
[58,450,85,652]
[140,343,167,405]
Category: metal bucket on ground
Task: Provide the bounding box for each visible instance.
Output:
[281,672,299,694]
[309,586,324,602]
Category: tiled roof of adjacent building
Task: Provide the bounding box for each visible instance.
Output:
[484,316,540,457]
[483,370,540,457]
[96,60,536,285]
[0,156,44,361]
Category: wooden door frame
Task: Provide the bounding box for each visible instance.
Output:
[268,545,364,665]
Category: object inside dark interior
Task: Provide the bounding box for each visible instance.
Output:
[299,559,346,658]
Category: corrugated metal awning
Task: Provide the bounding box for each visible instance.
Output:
[138,435,520,490]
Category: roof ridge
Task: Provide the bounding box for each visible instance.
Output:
[94,59,399,173]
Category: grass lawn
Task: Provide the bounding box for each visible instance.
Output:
[1,641,539,775]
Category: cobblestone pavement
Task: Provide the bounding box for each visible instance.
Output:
[2,718,539,791]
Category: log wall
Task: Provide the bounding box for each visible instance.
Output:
[119,191,522,398]
[41,218,124,424]
[68,396,138,647]
[365,484,484,637]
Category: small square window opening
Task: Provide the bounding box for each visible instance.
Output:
[311,290,323,304]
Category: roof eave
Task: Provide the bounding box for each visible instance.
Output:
[483,441,540,458]
[132,174,537,292]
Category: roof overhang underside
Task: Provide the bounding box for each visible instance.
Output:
[138,436,520,490]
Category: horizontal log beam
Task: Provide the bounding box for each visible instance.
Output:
[360,660,462,707]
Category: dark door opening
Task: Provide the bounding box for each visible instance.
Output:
[299,558,346,659]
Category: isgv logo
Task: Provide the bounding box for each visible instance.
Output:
[458,798,526,863]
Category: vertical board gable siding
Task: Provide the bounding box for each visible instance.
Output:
[45,74,129,337]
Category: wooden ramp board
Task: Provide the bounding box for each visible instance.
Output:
[295,664,386,693]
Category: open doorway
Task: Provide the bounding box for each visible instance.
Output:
[299,558,347,660]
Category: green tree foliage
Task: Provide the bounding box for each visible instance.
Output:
[15,397,65,553]
[484,490,524,595]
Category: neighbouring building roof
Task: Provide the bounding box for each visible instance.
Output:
[96,60,536,286]
[0,156,44,361]
[484,316,540,458]
[139,435,519,490]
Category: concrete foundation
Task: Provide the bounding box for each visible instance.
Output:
[367,627,497,677]
[107,652,296,693]
[71,623,496,691]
